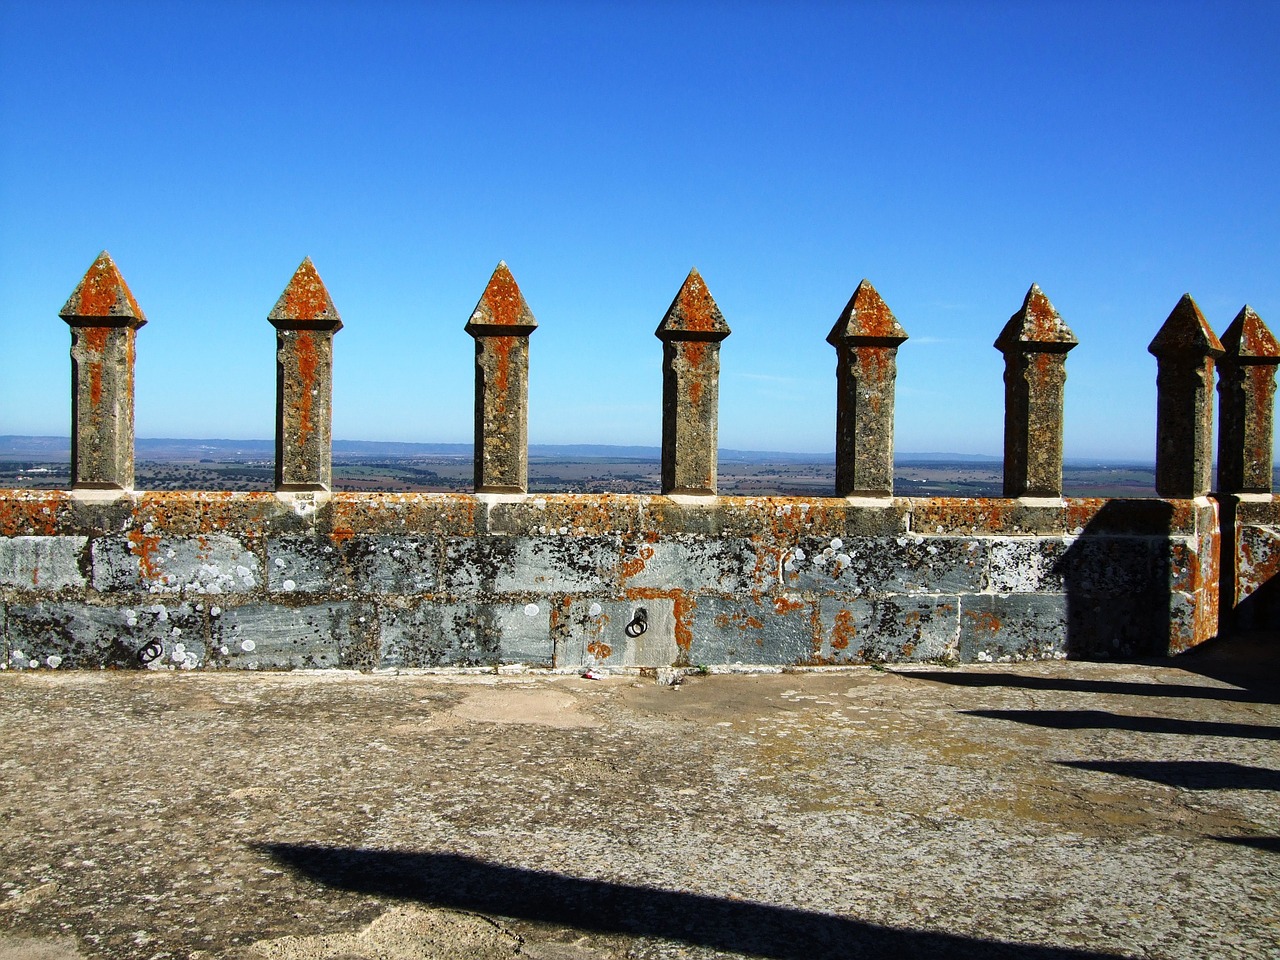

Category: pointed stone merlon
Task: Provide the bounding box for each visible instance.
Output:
[827,280,908,497]
[1216,306,1280,494]
[1148,294,1224,498]
[268,258,342,491]
[59,252,147,490]
[994,285,1077,498]
[656,269,731,496]
[465,263,538,493]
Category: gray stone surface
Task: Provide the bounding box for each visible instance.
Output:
[3,645,1277,960]
[957,593,1068,662]
[209,602,377,670]
[818,595,960,662]
[4,600,205,670]
[620,536,757,593]
[551,597,678,669]
[689,595,815,665]
[91,533,260,595]
[268,535,437,595]
[0,536,87,591]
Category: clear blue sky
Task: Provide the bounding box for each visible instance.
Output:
[2,0,1277,459]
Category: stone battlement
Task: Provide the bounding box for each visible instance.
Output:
[2,254,1277,671]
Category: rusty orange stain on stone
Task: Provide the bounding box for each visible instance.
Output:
[294,331,318,448]
[481,264,526,327]
[675,271,718,333]
[773,596,805,615]
[127,527,162,581]
[587,640,613,660]
[620,544,654,580]
[81,327,111,406]
[830,608,855,650]
[63,252,145,321]
[965,610,1002,635]
[0,495,65,536]
[279,259,334,321]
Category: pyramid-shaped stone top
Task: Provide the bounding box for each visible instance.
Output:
[60,251,146,327]
[1148,293,1224,359]
[656,269,730,341]
[826,279,907,347]
[465,262,538,336]
[994,284,1076,353]
[269,258,342,330]
[1219,306,1280,362]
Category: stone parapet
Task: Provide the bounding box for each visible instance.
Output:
[0,490,1221,671]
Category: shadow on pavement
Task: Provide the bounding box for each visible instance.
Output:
[963,709,1280,741]
[261,844,1124,960]
[1057,760,1280,791]
[904,671,1279,706]
[1210,836,1280,854]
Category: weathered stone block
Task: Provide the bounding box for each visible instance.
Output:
[268,535,437,595]
[487,495,644,537]
[0,536,87,591]
[551,597,678,669]
[958,594,1068,662]
[786,536,985,596]
[208,602,376,669]
[91,534,260,595]
[4,600,205,670]
[985,538,1069,593]
[817,596,960,662]
[1054,537,1157,595]
[689,595,815,665]
[379,601,552,667]
[621,536,758,593]
[443,536,619,597]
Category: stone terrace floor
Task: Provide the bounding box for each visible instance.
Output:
[1,636,1278,960]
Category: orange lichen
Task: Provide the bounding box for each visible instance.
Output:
[830,608,855,650]
[280,260,334,321]
[294,331,318,448]
[965,610,1002,635]
[481,264,526,327]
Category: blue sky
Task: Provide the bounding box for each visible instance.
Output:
[1,1,1277,459]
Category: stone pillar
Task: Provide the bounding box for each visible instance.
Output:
[1216,306,1280,494]
[826,279,908,497]
[1148,294,1225,498]
[268,258,342,492]
[465,262,538,493]
[994,284,1078,498]
[59,251,147,491]
[656,269,731,496]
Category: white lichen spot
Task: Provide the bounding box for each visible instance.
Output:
[166,548,176,559]
[588,602,603,617]
[240,639,256,653]
[323,545,333,554]
[830,537,844,549]
[28,659,38,669]
[210,606,221,617]
[533,498,547,510]
[274,558,287,569]
[283,579,297,592]
[523,603,540,617]
[392,550,402,559]
[835,554,851,569]
[46,655,62,669]
[143,522,155,533]
[220,645,230,655]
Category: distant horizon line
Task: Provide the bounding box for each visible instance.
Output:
[0,435,1158,466]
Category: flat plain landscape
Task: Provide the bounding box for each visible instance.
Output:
[0,437,1179,498]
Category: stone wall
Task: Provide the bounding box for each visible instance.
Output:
[0,490,1222,671]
